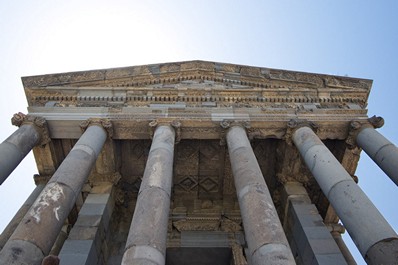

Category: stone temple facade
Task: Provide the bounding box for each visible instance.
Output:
[0,60,397,265]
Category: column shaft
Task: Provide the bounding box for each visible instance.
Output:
[356,127,398,186]
[122,125,175,265]
[0,125,107,265]
[292,126,398,264]
[226,126,295,265]
[0,124,41,184]
[0,183,45,250]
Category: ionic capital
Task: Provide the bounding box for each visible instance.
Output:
[284,119,318,145]
[219,119,251,145]
[346,115,384,149]
[80,118,113,138]
[11,112,50,146]
[148,120,181,143]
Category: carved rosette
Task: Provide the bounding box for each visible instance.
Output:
[284,119,318,145]
[11,112,50,146]
[346,115,384,149]
[80,118,113,138]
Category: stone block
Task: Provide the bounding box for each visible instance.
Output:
[312,253,348,265]
[59,240,98,265]
[68,226,99,240]
[79,203,107,216]
[75,214,102,227]
[309,238,342,255]
[302,227,335,240]
[85,193,110,204]
[90,183,113,194]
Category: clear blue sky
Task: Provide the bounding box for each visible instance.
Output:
[0,1,397,264]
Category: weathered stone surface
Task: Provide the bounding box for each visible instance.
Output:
[0,124,41,184]
[122,125,175,264]
[5,61,390,264]
[227,126,295,265]
[356,126,398,186]
[293,126,398,261]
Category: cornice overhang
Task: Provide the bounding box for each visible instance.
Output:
[22,60,372,107]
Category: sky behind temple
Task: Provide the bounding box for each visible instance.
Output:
[0,1,397,264]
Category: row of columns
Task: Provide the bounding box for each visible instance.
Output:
[0,115,397,264]
[292,126,398,264]
[0,120,108,264]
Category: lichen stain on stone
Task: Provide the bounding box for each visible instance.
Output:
[29,183,65,223]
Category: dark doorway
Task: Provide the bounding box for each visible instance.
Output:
[166,247,232,265]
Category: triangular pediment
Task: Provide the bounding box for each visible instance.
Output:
[22,60,372,109]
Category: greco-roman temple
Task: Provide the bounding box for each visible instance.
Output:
[0,61,397,265]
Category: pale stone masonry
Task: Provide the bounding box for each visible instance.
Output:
[0,60,397,264]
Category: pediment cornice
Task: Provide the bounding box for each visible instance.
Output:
[22,60,372,90]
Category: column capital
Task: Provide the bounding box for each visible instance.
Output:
[219,119,251,145]
[11,112,50,146]
[148,120,181,143]
[284,118,318,145]
[79,118,113,138]
[346,115,384,149]
[220,119,251,130]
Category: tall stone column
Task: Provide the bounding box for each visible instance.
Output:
[0,119,111,265]
[292,125,398,264]
[0,175,48,251]
[122,125,175,265]
[226,125,295,265]
[352,117,398,186]
[0,113,49,185]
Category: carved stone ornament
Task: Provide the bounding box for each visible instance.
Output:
[346,115,384,149]
[33,174,52,185]
[368,115,384,128]
[231,243,248,265]
[11,112,50,146]
[148,120,181,143]
[80,118,113,138]
[219,120,251,145]
[171,120,182,144]
[284,119,318,145]
[173,218,220,232]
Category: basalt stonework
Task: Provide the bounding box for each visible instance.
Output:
[0,60,397,265]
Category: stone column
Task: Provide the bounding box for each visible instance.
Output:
[0,119,110,265]
[0,175,48,251]
[0,113,49,185]
[292,125,398,264]
[226,126,295,265]
[122,125,175,265]
[356,124,398,186]
[282,181,348,265]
